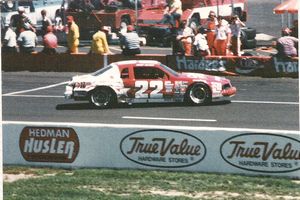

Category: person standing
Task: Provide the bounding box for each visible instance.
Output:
[193,27,211,57]
[229,15,245,56]
[205,11,218,55]
[120,25,141,56]
[89,24,112,55]
[214,16,231,56]
[66,16,80,53]
[10,6,36,36]
[2,25,17,53]
[176,21,194,56]
[41,9,52,37]
[17,28,37,54]
[41,26,58,55]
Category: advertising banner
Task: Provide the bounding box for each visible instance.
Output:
[3,122,300,178]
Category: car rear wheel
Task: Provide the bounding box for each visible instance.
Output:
[90,87,116,108]
[185,83,211,105]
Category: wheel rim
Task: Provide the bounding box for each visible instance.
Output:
[189,85,207,104]
[91,89,111,107]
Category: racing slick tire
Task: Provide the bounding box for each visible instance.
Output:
[241,27,256,40]
[242,39,257,49]
[185,83,211,105]
[90,87,117,108]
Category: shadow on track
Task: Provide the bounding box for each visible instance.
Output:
[56,100,231,110]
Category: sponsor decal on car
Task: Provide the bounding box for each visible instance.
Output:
[120,129,206,168]
[220,133,300,173]
[19,127,80,163]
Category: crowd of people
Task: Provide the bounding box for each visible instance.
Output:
[1,1,298,59]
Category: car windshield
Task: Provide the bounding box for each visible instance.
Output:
[160,64,179,77]
[91,65,112,76]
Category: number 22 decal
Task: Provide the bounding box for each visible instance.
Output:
[135,80,163,98]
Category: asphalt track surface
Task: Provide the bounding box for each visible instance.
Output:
[2,72,299,131]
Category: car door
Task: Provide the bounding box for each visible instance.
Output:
[133,66,169,103]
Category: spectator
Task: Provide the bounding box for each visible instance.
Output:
[161,0,182,27]
[176,21,194,56]
[290,20,298,38]
[41,10,52,37]
[120,25,141,56]
[10,6,36,36]
[17,27,37,54]
[214,16,231,56]
[205,11,218,55]
[276,28,298,58]
[2,25,18,53]
[193,27,210,57]
[229,15,245,56]
[171,26,184,55]
[89,24,112,55]
[41,26,58,55]
[66,16,80,53]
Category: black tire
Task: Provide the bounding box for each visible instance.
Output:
[242,39,257,49]
[241,27,256,40]
[90,87,116,108]
[185,83,211,105]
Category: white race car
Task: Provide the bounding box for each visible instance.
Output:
[64,60,237,108]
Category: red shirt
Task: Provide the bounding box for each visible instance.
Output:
[43,32,58,49]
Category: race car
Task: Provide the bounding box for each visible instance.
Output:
[64,60,236,108]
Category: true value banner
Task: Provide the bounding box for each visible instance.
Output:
[3,122,300,178]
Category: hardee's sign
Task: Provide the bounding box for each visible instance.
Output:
[19,127,80,163]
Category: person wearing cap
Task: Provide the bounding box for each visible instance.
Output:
[214,16,231,56]
[66,16,80,53]
[41,26,58,55]
[120,25,141,56]
[17,27,37,54]
[229,15,245,56]
[10,6,35,36]
[89,24,112,55]
[41,10,53,37]
[204,11,218,55]
[276,28,298,58]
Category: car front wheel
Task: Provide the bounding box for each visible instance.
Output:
[90,87,115,108]
[185,83,211,105]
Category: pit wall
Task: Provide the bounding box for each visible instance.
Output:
[2,53,298,78]
[3,122,300,178]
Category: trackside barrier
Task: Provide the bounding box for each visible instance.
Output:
[3,122,300,178]
[2,53,298,78]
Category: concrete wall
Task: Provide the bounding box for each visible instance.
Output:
[3,121,300,178]
[2,53,298,78]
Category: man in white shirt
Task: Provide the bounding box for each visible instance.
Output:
[17,28,38,54]
[2,25,17,53]
[214,16,231,56]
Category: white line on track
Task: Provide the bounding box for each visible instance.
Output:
[2,81,68,96]
[232,100,299,105]
[3,121,299,134]
[122,116,216,122]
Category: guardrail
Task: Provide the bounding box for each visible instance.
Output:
[2,52,298,78]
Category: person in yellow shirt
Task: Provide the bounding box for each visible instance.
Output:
[66,16,80,53]
[89,24,112,55]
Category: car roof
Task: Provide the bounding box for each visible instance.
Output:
[113,60,161,66]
